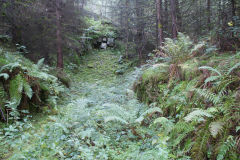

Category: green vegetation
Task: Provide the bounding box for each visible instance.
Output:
[134,34,240,160]
[0,0,239,159]
[1,33,239,159]
[0,45,66,158]
[85,18,117,40]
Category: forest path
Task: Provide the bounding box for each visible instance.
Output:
[8,50,152,159]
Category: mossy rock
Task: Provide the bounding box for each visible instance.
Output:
[133,63,169,104]
[141,63,169,83]
[87,64,95,68]
[180,59,200,81]
[50,69,71,88]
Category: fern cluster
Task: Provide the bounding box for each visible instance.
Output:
[161,33,205,64]
[134,43,240,159]
[0,47,65,121]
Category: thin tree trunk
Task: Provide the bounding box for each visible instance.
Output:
[231,0,236,17]
[120,2,124,27]
[218,0,221,27]
[81,0,85,9]
[164,0,168,36]
[105,0,107,17]
[125,0,129,58]
[135,0,144,60]
[222,0,226,32]
[197,0,202,34]
[56,0,63,69]
[156,0,163,48]
[207,0,211,31]
[176,0,182,31]
[231,0,236,37]
[170,0,178,38]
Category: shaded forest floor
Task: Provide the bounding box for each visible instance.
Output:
[4,50,155,159]
[2,46,239,160]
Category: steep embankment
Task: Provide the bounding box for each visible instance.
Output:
[133,51,240,159]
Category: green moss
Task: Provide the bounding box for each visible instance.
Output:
[73,49,120,85]
[142,63,169,83]
[180,58,200,81]
[133,63,170,104]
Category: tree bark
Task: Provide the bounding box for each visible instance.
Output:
[164,0,169,36]
[125,0,129,58]
[156,0,163,48]
[176,0,182,31]
[56,0,63,69]
[207,0,211,31]
[231,0,236,17]
[135,0,144,60]
[170,0,178,39]
[81,0,85,9]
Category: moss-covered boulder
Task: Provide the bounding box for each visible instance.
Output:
[133,63,169,104]
[180,58,200,81]
[141,63,169,83]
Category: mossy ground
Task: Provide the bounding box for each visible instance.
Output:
[2,49,146,160]
[73,49,120,84]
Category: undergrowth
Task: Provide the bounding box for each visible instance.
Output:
[1,34,239,160]
[134,33,240,159]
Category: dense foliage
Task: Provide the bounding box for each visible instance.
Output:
[0,0,239,160]
[134,34,240,159]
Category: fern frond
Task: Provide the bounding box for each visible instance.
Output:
[9,74,23,108]
[195,88,221,104]
[199,66,222,76]
[154,117,169,125]
[170,122,195,146]
[37,58,45,69]
[217,136,236,160]
[204,76,220,84]
[190,42,205,54]
[23,78,33,99]
[209,121,224,138]
[104,116,129,125]
[154,117,174,133]
[0,73,9,80]
[135,107,162,123]
[227,62,240,75]
[141,107,163,116]
[184,109,213,122]
[0,62,21,72]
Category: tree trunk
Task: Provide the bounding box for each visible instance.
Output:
[81,0,85,9]
[135,0,144,60]
[176,0,182,31]
[207,0,211,31]
[231,0,236,17]
[164,0,169,36]
[56,0,63,69]
[218,0,221,28]
[120,2,124,28]
[170,0,178,38]
[125,0,129,58]
[197,0,202,34]
[156,0,163,48]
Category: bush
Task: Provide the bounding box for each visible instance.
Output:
[161,33,205,64]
